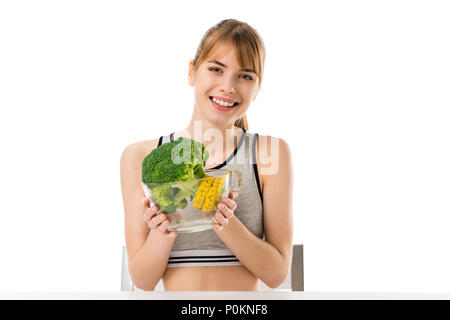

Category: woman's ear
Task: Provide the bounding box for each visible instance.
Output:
[188,59,196,87]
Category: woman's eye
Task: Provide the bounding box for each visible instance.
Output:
[209,67,221,73]
[208,67,253,81]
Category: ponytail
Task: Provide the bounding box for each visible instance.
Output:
[234,114,249,131]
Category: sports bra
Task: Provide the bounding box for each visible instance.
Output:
[157,128,264,267]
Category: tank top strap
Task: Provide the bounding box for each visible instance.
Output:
[157,133,173,146]
[251,132,263,201]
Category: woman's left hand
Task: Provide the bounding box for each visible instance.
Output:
[214,190,239,232]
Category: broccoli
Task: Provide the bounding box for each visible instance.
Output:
[142,137,209,214]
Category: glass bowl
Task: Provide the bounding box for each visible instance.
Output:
[142,169,243,233]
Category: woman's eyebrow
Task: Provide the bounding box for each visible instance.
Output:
[207,60,257,74]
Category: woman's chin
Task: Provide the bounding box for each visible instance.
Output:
[196,102,240,126]
[203,113,236,127]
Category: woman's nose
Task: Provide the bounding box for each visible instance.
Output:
[221,87,235,94]
[219,75,237,94]
[220,83,236,95]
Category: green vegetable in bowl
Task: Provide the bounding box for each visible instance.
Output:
[142,137,209,213]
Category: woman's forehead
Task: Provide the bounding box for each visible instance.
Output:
[208,42,236,60]
[206,43,253,69]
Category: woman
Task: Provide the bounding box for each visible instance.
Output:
[120,19,293,291]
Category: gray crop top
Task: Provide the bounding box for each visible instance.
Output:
[157,128,264,267]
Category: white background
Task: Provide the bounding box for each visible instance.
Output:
[0,0,449,293]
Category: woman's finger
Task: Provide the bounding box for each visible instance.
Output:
[221,197,237,211]
[215,211,229,226]
[158,219,170,233]
[141,197,150,208]
[144,206,158,221]
[150,205,159,215]
[167,230,177,238]
[150,213,165,229]
[218,201,234,219]
[229,191,238,199]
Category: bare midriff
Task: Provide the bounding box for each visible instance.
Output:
[162,265,259,291]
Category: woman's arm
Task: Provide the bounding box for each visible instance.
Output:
[120,142,177,291]
[214,136,293,288]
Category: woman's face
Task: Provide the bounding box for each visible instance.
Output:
[188,44,260,127]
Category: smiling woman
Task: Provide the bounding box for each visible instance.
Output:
[120,18,293,291]
[189,19,266,130]
[187,42,262,129]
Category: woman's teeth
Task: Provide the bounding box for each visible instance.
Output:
[211,97,236,107]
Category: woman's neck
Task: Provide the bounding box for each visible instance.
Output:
[174,120,244,166]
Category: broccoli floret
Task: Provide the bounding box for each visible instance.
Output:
[142,137,209,214]
[150,184,177,213]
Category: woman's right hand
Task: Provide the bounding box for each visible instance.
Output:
[142,198,177,239]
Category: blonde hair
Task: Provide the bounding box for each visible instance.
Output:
[192,19,266,131]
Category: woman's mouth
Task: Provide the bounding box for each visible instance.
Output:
[209,96,239,111]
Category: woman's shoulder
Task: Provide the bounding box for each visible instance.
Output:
[254,134,292,177]
[255,134,291,157]
[120,137,161,165]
